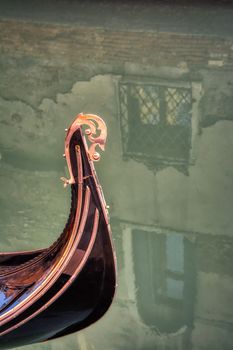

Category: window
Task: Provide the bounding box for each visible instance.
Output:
[118,77,200,173]
[132,228,196,332]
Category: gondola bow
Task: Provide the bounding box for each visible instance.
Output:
[0,113,117,349]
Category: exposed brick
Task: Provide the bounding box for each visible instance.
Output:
[0,19,233,69]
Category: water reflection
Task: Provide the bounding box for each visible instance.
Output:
[132,229,194,332]
[0,2,233,350]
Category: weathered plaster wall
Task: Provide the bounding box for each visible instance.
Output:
[2,72,233,236]
[1,19,233,238]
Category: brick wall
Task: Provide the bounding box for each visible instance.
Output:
[0,19,233,69]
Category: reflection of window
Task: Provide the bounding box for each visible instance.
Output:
[118,78,195,172]
[166,233,184,300]
[132,228,195,333]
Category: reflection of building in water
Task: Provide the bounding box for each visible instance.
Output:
[117,221,233,350]
[132,229,195,333]
[1,4,233,350]
[127,225,196,332]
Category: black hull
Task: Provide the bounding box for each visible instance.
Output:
[0,217,115,349]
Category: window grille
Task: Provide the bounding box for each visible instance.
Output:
[119,81,193,172]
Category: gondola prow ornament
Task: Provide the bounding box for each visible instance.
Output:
[0,113,117,349]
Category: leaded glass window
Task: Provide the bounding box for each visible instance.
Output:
[119,80,193,171]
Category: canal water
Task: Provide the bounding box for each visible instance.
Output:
[0,1,233,349]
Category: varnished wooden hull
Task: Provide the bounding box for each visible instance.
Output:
[0,114,117,348]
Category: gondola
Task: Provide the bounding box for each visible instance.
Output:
[0,113,117,349]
